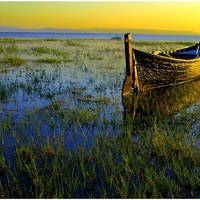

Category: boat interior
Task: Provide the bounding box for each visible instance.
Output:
[153,42,200,60]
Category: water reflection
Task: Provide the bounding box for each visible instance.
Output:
[0,61,125,158]
[122,78,200,121]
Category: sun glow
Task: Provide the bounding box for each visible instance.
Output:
[0,2,200,33]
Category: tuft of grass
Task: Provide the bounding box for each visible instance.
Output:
[64,39,82,47]
[111,36,122,40]
[85,52,103,61]
[0,45,4,54]
[107,65,115,70]
[31,46,51,56]
[5,44,19,54]
[36,57,61,64]
[3,56,24,66]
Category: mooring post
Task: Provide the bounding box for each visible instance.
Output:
[122,33,139,96]
[125,33,133,76]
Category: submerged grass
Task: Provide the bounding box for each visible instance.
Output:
[0,38,200,198]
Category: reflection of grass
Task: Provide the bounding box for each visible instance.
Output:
[0,83,7,101]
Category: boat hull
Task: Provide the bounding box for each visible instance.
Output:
[134,49,200,90]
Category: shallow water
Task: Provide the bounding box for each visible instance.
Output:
[0,32,200,41]
[0,38,126,155]
[1,38,200,153]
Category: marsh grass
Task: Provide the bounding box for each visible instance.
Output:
[31,46,51,56]
[64,39,84,47]
[1,108,199,198]
[5,44,19,54]
[3,56,24,66]
[36,57,61,64]
[0,38,200,198]
[0,45,3,54]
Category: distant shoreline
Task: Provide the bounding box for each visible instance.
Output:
[0,26,199,36]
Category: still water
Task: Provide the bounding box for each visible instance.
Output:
[0,32,200,41]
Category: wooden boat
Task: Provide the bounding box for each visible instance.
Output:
[122,33,200,95]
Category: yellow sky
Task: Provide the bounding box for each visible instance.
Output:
[0,2,200,33]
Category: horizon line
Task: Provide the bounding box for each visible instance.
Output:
[0,25,200,35]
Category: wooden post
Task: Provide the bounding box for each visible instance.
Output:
[122,33,139,96]
[125,33,133,76]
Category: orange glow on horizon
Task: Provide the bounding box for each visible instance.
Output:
[0,2,200,33]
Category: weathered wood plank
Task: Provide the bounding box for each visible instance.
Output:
[124,33,133,76]
[123,33,139,96]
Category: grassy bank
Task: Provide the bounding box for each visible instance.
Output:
[0,38,199,198]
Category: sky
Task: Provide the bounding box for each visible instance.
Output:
[1,1,200,33]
